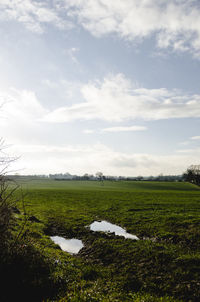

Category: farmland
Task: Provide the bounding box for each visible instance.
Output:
[2,179,200,301]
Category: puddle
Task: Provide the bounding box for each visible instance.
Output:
[89,221,139,240]
[50,236,84,254]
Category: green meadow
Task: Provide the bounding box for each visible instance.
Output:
[3,180,200,301]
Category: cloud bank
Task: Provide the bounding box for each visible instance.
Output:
[43,73,200,123]
[0,88,46,124]
[1,1,200,56]
[102,126,147,132]
[2,74,200,127]
[11,142,199,176]
[190,136,200,140]
[0,0,71,33]
[1,85,199,176]
[59,0,200,57]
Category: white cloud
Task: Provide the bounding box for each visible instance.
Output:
[179,141,190,146]
[1,1,200,56]
[0,88,47,124]
[179,135,200,146]
[176,145,200,155]
[190,136,200,140]
[0,0,72,33]
[57,0,200,57]
[0,88,48,144]
[176,149,197,154]
[42,73,200,123]
[0,85,197,176]
[42,78,82,105]
[2,75,200,133]
[102,126,147,132]
[82,129,94,134]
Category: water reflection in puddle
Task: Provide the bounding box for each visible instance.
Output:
[90,221,139,240]
[50,236,84,254]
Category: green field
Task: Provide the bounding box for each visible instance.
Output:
[4,180,200,301]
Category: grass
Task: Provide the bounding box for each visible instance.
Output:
[4,179,200,301]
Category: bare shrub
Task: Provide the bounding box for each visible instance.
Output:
[0,139,21,251]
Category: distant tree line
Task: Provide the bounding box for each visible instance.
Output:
[183,165,200,186]
[10,172,184,182]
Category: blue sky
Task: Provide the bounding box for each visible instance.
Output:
[1,0,200,176]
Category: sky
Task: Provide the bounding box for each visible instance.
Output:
[1,0,200,176]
